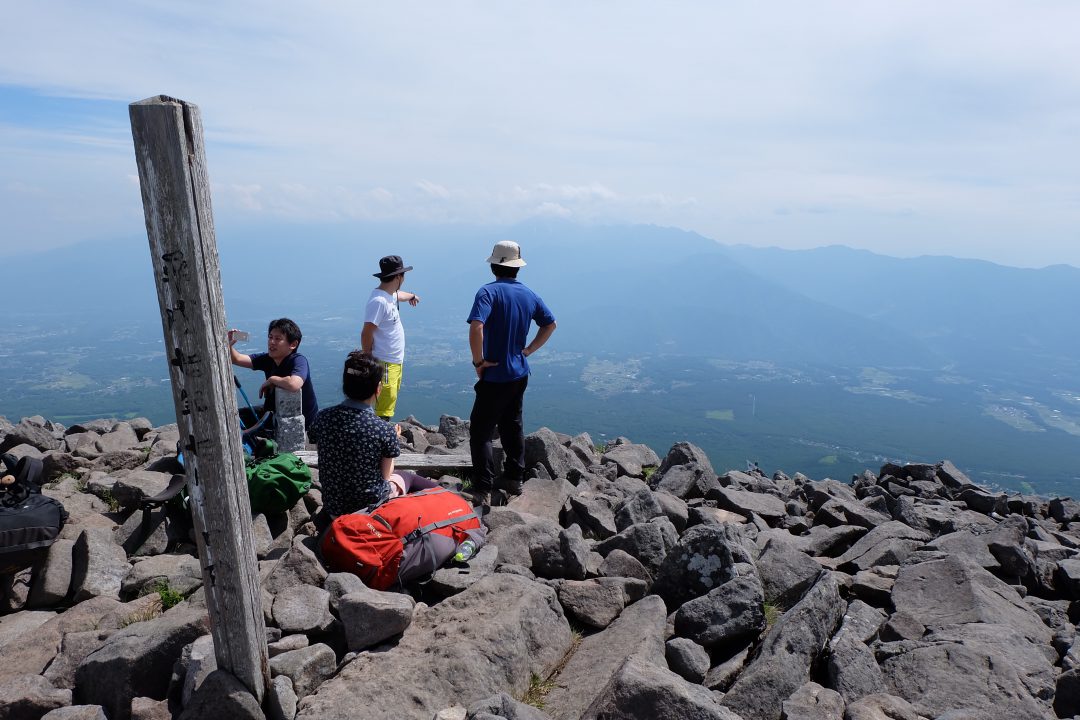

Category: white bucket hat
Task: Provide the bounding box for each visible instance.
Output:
[485,240,526,267]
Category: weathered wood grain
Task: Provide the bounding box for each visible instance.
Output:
[129,95,269,701]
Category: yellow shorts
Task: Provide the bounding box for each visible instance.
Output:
[374,361,403,420]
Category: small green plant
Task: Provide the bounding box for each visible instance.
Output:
[593,443,609,455]
[642,465,657,481]
[521,672,556,709]
[152,579,184,610]
[99,490,122,513]
[763,601,783,631]
[74,476,89,493]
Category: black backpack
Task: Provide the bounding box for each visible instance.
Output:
[0,453,69,575]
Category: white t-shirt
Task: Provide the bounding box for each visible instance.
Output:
[364,289,405,363]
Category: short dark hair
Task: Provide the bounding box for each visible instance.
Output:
[268,318,302,347]
[490,264,519,279]
[342,351,381,401]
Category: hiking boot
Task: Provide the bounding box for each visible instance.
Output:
[497,472,524,497]
[461,487,490,509]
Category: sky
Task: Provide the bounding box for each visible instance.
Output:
[2,1,1080,268]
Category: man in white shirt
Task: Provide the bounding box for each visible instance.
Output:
[361,255,420,420]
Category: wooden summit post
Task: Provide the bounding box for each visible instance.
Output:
[129,95,269,700]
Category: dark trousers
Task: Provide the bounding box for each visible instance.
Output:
[469,376,528,493]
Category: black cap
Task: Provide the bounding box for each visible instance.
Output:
[373,255,413,280]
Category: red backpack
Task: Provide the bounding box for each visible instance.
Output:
[320,487,486,590]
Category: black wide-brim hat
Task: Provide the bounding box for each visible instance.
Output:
[374,255,413,279]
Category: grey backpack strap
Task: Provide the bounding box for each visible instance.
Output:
[401,512,478,546]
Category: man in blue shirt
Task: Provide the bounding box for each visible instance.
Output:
[230,318,319,434]
[467,240,556,506]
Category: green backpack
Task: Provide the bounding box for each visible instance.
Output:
[245,449,312,515]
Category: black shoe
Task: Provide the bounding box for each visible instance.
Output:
[461,487,490,509]
[497,472,524,496]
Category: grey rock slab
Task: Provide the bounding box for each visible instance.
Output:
[175,634,216,708]
[581,655,741,720]
[323,572,366,613]
[28,538,76,608]
[94,424,140,454]
[673,573,765,650]
[121,553,203,598]
[466,692,554,720]
[657,442,716,480]
[566,492,618,540]
[532,524,589,580]
[827,635,887,703]
[595,517,679,577]
[0,609,56,649]
[652,523,739,608]
[268,633,309,658]
[71,527,131,602]
[525,427,586,480]
[486,509,562,570]
[543,595,668,720]
[428,542,499,597]
[891,554,1051,645]
[721,573,846,720]
[781,681,844,720]
[296,574,571,720]
[507,477,575,524]
[756,536,822,606]
[813,497,891,530]
[598,548,653,585]
[0,596,121,681]
[269,643,337,700]
[703,645,750,693]
[708,485,788,524]
[266,675,298,720]
[832,599,887,646]
[1055,668,1080,719]
[851,569,894,607]
[272,585,335,634]
[73,603,211,720]
[653,491,688,533]
[176,669,265,720]
[337,585,416,651]
[555,578,628,629]
[665,637,710,684]
[130,696,172,720]
[3,418,62,452]
[923,530,999,571]
[826,521,930,572]
[111,470,172,509]
[601,443,660,478]
[844,693,926,720]
[42,629,111,691]
[614,487,665,531]
[879,622,1056,720]
[262,535,327,595]
[653,461,719,499]
[40,706,109,720]
[0,674,72,720]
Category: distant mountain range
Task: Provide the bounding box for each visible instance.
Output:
[8,219,1080,384]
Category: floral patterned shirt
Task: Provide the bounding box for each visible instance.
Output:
[309,399,399,516]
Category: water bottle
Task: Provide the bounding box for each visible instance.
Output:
[453,539,478,563]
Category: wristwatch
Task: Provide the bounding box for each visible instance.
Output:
[472,359,484,367]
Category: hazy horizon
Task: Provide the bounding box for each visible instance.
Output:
[4,3,1080,269]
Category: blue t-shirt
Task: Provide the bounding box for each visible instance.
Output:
[467,278,555,383]
[250,351,319,430]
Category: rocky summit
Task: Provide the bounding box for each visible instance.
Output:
[1,414,1079,720]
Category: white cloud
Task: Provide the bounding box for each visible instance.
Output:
[415,180,450,199]
[1,1,1080,266]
